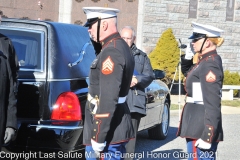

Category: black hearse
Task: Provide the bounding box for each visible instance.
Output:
[0,18,171,154]
[0,18,95,153]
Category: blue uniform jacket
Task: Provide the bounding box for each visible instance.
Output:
[83,33,135,145]
[177,50,224,143]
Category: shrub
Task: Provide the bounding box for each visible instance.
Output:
[149,28,184,84]
[223,70,240,96]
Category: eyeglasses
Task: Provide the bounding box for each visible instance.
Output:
[192,38,202,43]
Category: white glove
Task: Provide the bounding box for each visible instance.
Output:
[4,128,15,144]
[185,43,195,60]
[91,139,106,157]
[195,138,211,150]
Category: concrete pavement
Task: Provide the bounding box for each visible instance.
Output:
[170,95,240,114]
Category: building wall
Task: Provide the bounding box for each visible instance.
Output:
[139,0,240,72]
[70,0,139,34]
[0,0,59,21]
[0,0,239,72]
[0,0,138,34]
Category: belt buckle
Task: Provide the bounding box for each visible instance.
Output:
[88,95,99,114]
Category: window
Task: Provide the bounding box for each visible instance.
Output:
[0,28,44,72]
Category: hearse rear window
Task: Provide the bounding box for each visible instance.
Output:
[0,28,44,72]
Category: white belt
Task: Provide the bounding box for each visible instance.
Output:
[87,94,126,114]
[118,96,127,103]
[186,96,204,105]
[87,94,126,105]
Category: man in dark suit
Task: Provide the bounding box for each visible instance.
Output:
[120,26,154,159]
[0,15,19,151]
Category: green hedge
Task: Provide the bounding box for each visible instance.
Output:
[223,70,240,96]
[149,28,184,84]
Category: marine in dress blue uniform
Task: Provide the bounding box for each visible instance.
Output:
[82,7,135,160]
[177,22,224,160]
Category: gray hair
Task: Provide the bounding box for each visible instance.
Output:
[104,17,117,27]
[120,26,136,38]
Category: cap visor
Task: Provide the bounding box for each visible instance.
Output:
[83,18,99,27]
[83,21,91,27]
[189,32,206,39]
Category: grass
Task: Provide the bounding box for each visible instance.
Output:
[171,104,183,110]
[221,99,240,107]
[170,99,240,110]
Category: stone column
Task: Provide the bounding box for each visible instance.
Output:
[136,0,144,51]
[58,0,72,23]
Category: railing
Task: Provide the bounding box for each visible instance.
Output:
[222,85,240,100]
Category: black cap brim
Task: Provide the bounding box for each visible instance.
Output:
[189,32,206,39]
[83,17,99,27]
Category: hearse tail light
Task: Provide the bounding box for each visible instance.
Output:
[51,92,82,121]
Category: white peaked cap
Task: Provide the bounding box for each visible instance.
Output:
[190,22,224,39]
[83,7,119,20]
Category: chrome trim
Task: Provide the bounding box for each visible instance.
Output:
[68,42,91,67]
[18,77,88,82]
[19,68,44,72]
[22,82,43,87]
[28,124,83,132]
[46,78,88,81]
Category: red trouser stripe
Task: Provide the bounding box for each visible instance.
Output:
[193,139,198,160]
[100,153,104,160]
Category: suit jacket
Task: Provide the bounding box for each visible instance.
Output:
[126,43,154,116]
[0,34,18,146]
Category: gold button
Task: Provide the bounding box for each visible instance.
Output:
[208,133,211,136]
[94,129,96,131]
[207,139,210,141]
[96,121,98,124]
[93,136,95,139]
[209,128,211,130]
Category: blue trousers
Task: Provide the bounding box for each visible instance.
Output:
[85,142,127,160]
[186,138,218,160]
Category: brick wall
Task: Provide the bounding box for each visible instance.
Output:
[0,0,59,21]
[0,0,138,30]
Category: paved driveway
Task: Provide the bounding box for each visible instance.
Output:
[1,95,239,160]
[135,109,240,160]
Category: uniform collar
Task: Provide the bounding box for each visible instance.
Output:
[199,50,217,60]
[130,43,136,50]
[131,43,140,55]
[100,32,121,47]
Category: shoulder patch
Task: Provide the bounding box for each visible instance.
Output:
[206,70,216,82]
[102,56,114,75]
